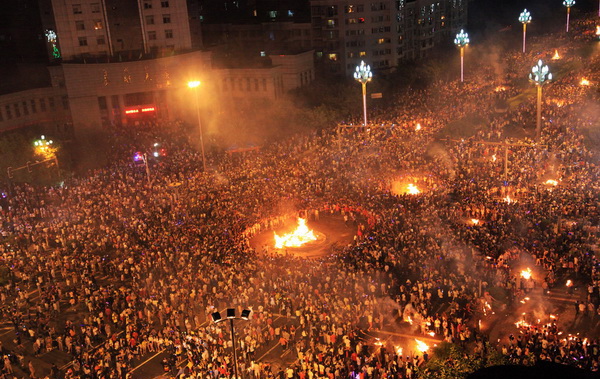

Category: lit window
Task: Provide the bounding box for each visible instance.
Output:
[162,14,171,23]
[269,11,277,18]
[378,38,385,44]
[288,10,294,17]
[327,19,335,27]
[328,53,338,61]
[93,20,103,30]
[345,5,354,13]
[359,51,366,57]
[165,29,173,39]
[78,37,88,46]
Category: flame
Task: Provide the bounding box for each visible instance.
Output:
[515,320,531,328]
[415,123,422,131]
[520,268,532,280]
[566,280,573,287]
[494,86,506,92]
[395,346,403,356]
[274,218,317,248]
[491,154,497,162]
[407,184,421,195]
[552,50,560,60]
[596,26,600,36]
[415,339,429,353]
[428,332,435,337]
[471,218,480,225]
[550,314,557,320]
[545,179,558,186]
[406,316,414,325]
[580,78,590,86]
[504,195,514,204]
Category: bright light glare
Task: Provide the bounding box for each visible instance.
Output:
[188,80,201,88]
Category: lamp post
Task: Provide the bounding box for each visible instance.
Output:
[454,29,469,82]
[353,61,372,127]
[519,9,531,53]
[187,80,206,172]
[529,60,552,141]
[212,308,251,379]
[563,0,575,33]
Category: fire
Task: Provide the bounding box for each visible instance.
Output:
[471,218,480,225]
[545,179,558,186]
[596,26,600,36]
[491,154,497,162]
[415,339,429,353]
[405,315,414,325]
[580,78,590,86]
[274,218,317,248]
[407,183,420,195]
[520,268,533,280]
[428,331,435,337]
[415,123,422,131]
[504,195,514,204]
[566,280,573,287]
[494,86,506,92]
[515,320,531,329]
[552,50,560,60]
[395,346,403,356]
[550,314,557,320]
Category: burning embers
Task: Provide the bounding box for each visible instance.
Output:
[274,218,317,248]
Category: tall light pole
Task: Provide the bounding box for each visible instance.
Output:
[529,60,552,141]
[353,61,372,127]
[519,9,531,53]
[454,29,469,83]
[563,0,575,33]
[212,309,251,379]
[188,80,206,172]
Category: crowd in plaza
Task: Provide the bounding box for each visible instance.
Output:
[0,12,599,379]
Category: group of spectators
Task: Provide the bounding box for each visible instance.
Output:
[0,11,599,379]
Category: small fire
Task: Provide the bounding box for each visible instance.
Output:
[566,280,573,287]
[545,179,558,186]
[515,320,531,329]
[580,78,590,86]
[395,346,403,356]
[504,195,514,204]
[407,183,421,195]
[596,25,600,36]
[374,339,384,346]
[520,268,533,280]
[415,123,422,131]
[406,316,414,325]
[428,331,435,337]
[491,154,497,162]
[494,86,507,92]
[471,218,480,225]
[415,339,429,353]
[274,218,317,248]
[552,50,560,60]
[550,314,557,320]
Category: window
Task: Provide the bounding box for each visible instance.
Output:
[262,78,267,91]
[62,96,69,110]
[162,14,171,23]
[78,37,88,46]
[91,3,101,13]
[148,31,157,40]
[345,5,354,13]
[39,99,46,112]
[161,0,169,7]
[328,53,338,61]
[5,105,12,120]
[14,104,20,118]
[30,100,37,113]
[76,21,85,31]
[22,101,29,115]
[358,17,365,23]
[377,38,385,44]
[327,19,336,27]
[165,29,173,38]
[346,18,357,24]
[146,15,155,25]
[269,11,277,18]
[360,51,366,56]
[143,1,152,9]
[97,36,106,45]
[93,20,103,29]
[246,78,251,91]
[98,96,107,110]
[73,4,82,14]
[254,79,259,91]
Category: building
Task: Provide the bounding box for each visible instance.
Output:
[0,0,314,137]
[310,0,468,75]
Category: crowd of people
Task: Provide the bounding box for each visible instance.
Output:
[0,11,599,379]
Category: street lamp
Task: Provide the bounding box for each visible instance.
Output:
[519,9,531,53]
[212,308,251,379]
[454,29,469,82]
[187,80,206,172]
[528,60,552,141]
[563,0,575,33]
[353,61,372,127]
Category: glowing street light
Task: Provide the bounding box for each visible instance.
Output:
[519,9,532,53]
[454,29,469,82]
[529,60,552,141]
[353,61,372,126]
[563,0,575,33]
[187,80,206,172]
[212,309,251,379]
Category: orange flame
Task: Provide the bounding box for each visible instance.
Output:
[415,123,422,131]
[395,346,403,356]
[566,280,573,287]
[552,50,560,60]
[407,183,421,195]
[545,179,558,186]
[596,26,600,36]
[520,268,532,280]
[504,195,514,204]
[580,78,590,86]
[415,339,429,353]
[428,331,435,337]
[471,218,480,225]
[274,218,317,248]
[406,315,413,325]
[494,86,506,92]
